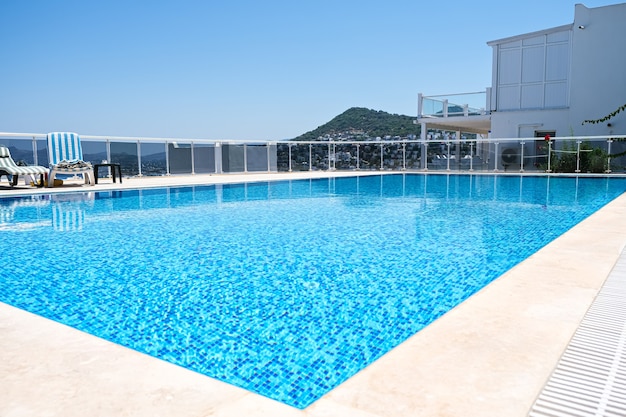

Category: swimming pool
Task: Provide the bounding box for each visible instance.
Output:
[1,174,625,408]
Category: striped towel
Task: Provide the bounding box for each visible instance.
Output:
[47,132,85,165]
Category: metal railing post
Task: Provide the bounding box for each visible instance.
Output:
[520,141,525,172]
[103,139,110,165]
[417,93,423,117]
[215,142,222,174]
[402,142,406,171]
[607,138,613,173]
[191,142,196,174]
[327,142,331,171]
[31,136,38,165]
[547,140,552,173]
[165,142,170,175]
[243,144,248,173]
[575,140,581,173]
[137,141,143,177]
[309,144,312,171]
[493,142,499,172]
[288,144,292,172]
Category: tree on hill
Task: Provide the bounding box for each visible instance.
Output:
[292,107,418,141]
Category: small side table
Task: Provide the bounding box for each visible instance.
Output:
[93,163,122,184]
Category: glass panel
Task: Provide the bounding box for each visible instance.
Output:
[421,93,487,118]
[382,143,402,170]
[277,143,311,171]
[421,98,444,116]
[356,144,381,171]
[333,143,358,170]
[194,144,215,174]
[276,144,290,171]
[268,144,277,172]
[36,139,47,166]
[545,82,568,108]
[0,138,35,164]
[222,144,245,172]
[486,142,499,171]
[426,141,448,171]
[405,142,422,169]
[82,141,106,166]
[499,141,524,172]
[246,145,268,172]
[499,48,522,85]
[81,141,108,179]
[473,141,489,171]
[111,142,140,177]
[168,143,192,175]
[309,143,327,171]
[521,84,544,109]
[609,138,626,173]
[140,142,166,176]
[527,139,549,171]
[550,139,613,174]
[522,46,545,83]
[577,139,609,173]
[546,43,569,81]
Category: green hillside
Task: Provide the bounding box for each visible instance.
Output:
[292,107,418,141]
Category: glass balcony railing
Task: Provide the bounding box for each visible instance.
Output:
[0,134,278,181]
[418,91,490,118]
[1,133,625,178]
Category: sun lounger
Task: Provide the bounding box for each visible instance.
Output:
[0,146,48,187]
[47,132,95,187]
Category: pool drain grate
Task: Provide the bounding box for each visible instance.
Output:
[528,250,626,417]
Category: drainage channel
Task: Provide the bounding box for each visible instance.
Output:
[528,249,626,416]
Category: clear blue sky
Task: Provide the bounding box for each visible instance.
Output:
[0,0,619,140]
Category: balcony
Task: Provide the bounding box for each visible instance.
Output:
[416,90,492,135]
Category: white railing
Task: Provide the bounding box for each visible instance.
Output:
[279,136,626,174]
[1,132,625,176]
[0,132,278,177]
[418,91,491,118]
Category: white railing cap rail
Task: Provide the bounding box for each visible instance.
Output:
[0,132,624,146]
[0,132,255,145]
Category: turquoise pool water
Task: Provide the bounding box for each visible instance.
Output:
[1,174,625,408]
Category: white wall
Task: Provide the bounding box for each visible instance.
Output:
[490,108,570,139]
[569,3,626,136]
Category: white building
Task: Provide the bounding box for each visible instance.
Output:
[417,2,626,141]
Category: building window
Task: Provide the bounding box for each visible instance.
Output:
[496,31,570,111]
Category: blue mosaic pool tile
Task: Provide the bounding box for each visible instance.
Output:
[1,175,626,408]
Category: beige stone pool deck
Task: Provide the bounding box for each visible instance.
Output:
[1,171,625,417]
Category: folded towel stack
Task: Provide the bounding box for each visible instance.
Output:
[55,160,93,169]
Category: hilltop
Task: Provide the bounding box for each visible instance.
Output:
[292,107,418,141]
